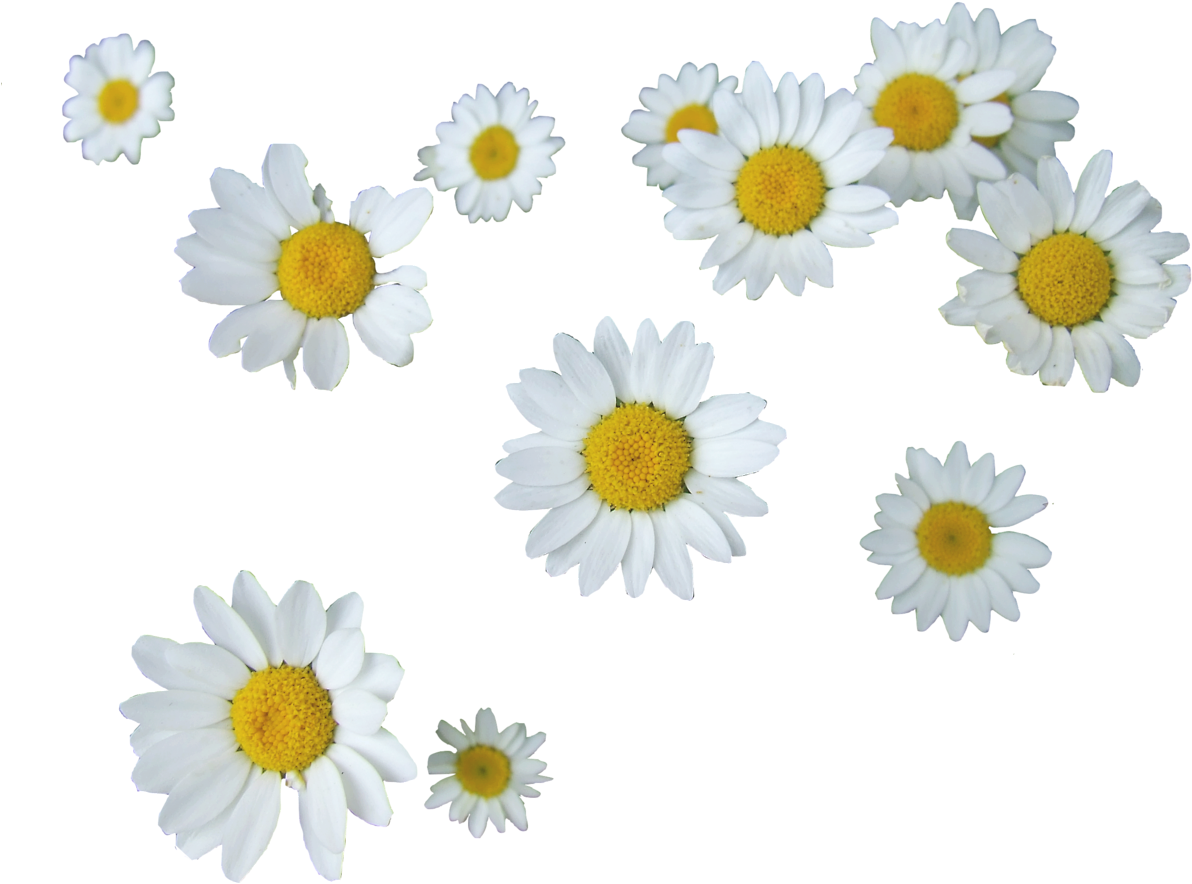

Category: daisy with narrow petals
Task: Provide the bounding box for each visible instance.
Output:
[415,83,564,222]
[62,34,174,164]
[120,572,416,881]
[426,709,549,837]
[941,151,1189,390]
[621,62,739,188]
[177,144,433,390]
[861,443,1050,641]
[496,317,784,599]
[661,61,896,300]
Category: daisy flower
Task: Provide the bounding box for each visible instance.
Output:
[425,709,549,837]
[119,572,416,881]
[414,83,564,222]
[177,144,433,390]
[660,61,896,300]
[495,317,784,599]
[621,62,739,188]
[62,34,174,164]
[940,151,1190,390]
[860,443,1050,641]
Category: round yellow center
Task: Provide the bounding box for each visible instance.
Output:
[873,73,959,152]
[469,125,520,180]
[916,502,993,576]
[665,103,719,143]
[276,221,376,318]
[972,92,1010,149]
[734,145,826,236]
[455,745,511,798]
[1017,232,1113,328]
[583,403,692,511]
[98,79,139,124]
[230,665,335,773]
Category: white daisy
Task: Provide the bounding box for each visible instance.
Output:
[414,83,564,222]
[119,572,416,882]
[425,709,549,838]
[660,61,896,300]
[854,16,1015,211]
[177,144,433,390]
[495,317,784,599]
[941,151,1190,390]
[621,62,739,188]
[860,443,1051,641]
[62,34,174,164]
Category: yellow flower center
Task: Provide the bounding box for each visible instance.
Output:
[665,103,719,143]
[230,665,335,773]
[972,92,1010,149]
[455,745,511,798]
[583,403,692,511]
[276,221,376,318]
[873,73,959,152]
[469,125,520,180]
[1017,232,1113,328]
[734,145,826,236]
[98,79,139,124]
[916,502,993,576]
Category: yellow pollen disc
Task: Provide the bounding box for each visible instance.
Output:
[455,745,511,798]
[665,103,719,143]
[98,79,139,124]
[873,73,960,152]
[734,145,826,236]
[469,125,520,180]
[916,502,993,576]
[230,665,335,773]
[1017,232,1113,327]
[276,221,376,318]
[972,92,1010,149]
[583,402,692,511]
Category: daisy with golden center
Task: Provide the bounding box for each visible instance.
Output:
[941,150,1189,390]
[62,34,174,164]
[415,82,564,223]
[177,144,433,391]
[495,317,784,599]
[425,709,550,838]
[860,443,1051,641]
[119,572,416,882]
[660,61,896,300]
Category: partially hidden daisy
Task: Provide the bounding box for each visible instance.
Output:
[177,144,433,390]
[860,443,1050,641]
[62,34,174,164]
[660,61,896,300]
[495,317,784,598]
[415,83,564,222]
[425,709,549,837]
[119,572,416,881]
[621,62,739,188]
[941,151,1189,390]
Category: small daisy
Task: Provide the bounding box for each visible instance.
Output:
[496,317,784,599]
[860,443,1050,641]
[621,62,739,188]
[660,61,896,300]
[425,709,549,837]
[941,151,1190,390]
[120,572,416,881]
[414,83,564,222]
[62,34,174,164]
[177,144,433,390]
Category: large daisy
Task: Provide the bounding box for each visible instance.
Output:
[860,443,1050,641]
[120,572,416,881]
[495,317,784,599]
[660,61,896,300]
[940,151,1190,390]
[177,144,433,390]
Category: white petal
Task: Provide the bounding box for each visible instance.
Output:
[946,228,1019,272]
[682,393,766,438]
[208,300,307,373]
[231,571,282,668]
[262,144,319,230]
[368,188,433,256]
[300,756,348,853]
[649,508,694,600]
[621,511,655,597]
[495,446,586,487]
[668,496,732,563]
[593,317,632,402]
[277,580,326,667]
[120,690,230,730]
[1071,323,1113,392]
[341,653,403,702]
[159,751,251,834]
[132,727,239,794]
[325,743,392,826]
[991,531,1052,568]
[691,438,779,477]
[1039,325,1075,385]
[987,495,1048,527]
[494,476,591,511]
[876,556,928,600]
[741,61,780,148]
[221,769,281,883]
[578,506,632,596]
[301,318,350,391]
[684,472,768,516]
[332,688,387,735]
[165,643,250,700]
[314,628,365,691]
[193,586,268,671]
[1036,155,1075,231]
[554,333,615,414]
[333,726,417,782]
[525,491,602,558]
[1068,150,1113,235]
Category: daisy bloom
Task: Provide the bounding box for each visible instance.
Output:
[941,151,1190,390]
[177,144,433,390]
[62,34,174,164]
[495,317,784,599]
[425,709,549,837]
[621,62,739,188]
[119,572,416,881]
[661,61,896,300]
[414,83,564,222]
[860,443,1050,641]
